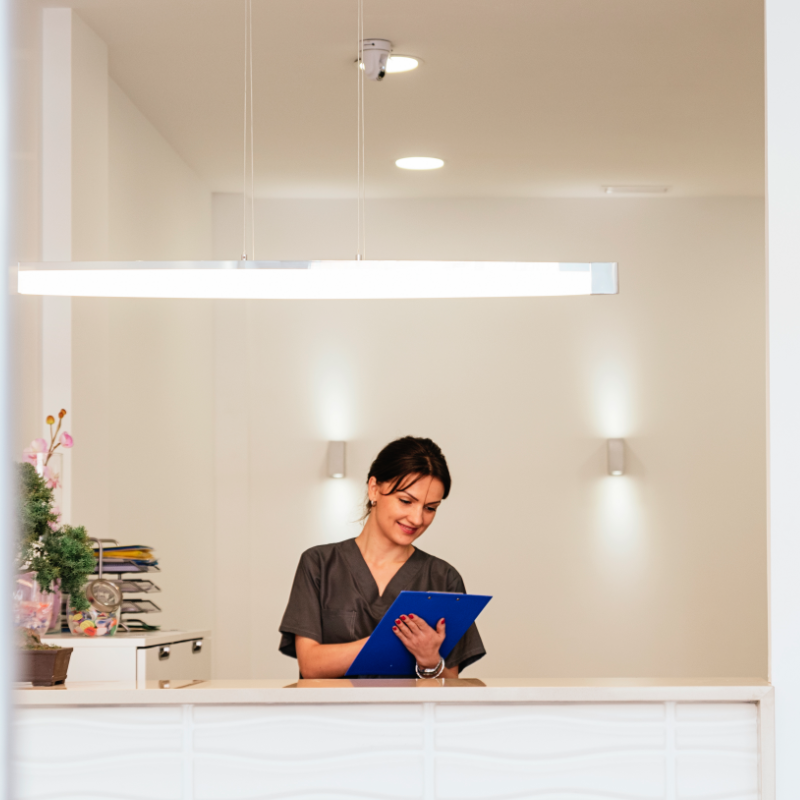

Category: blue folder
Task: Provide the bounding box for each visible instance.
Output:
[346,590,492,677]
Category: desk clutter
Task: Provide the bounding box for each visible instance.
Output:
[53,540,162,635]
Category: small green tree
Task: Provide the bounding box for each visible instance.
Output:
[16,462,96,612]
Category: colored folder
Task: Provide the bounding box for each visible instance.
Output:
[92,545,155,560]
[346,590,491,677]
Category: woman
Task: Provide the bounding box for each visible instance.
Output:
[279,436,485,679]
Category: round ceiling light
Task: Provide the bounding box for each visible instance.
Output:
[359,55,421,74]
[396,157,444,170]
[386,55,420,73]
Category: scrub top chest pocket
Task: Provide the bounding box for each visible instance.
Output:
[321,609,356,643]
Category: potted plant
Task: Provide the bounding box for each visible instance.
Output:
[16,628,73,687]
[15,433,96,685]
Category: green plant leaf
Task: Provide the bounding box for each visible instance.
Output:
[15,462,95,611]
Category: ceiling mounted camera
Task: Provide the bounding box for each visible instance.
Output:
[360,39,392,81]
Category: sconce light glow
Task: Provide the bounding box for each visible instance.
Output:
[395,157,444,170]
[607,438,625,476]
[327,441,346,479]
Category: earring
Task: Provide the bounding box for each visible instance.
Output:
[370,500,377,507]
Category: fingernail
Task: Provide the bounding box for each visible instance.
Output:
[392,626,397,631]
[395,619,401,624]
[400,615,407,620]
[408,614,415,619]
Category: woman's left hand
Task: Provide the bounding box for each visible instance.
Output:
[392,614,445,669]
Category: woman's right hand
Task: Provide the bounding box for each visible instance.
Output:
[392,614,445,669]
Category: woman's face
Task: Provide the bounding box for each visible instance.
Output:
[368,473,445,547]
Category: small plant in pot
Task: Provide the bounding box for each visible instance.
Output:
[16,627,73,687]
[15,459,96,686]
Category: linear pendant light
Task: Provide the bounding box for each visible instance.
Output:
[16,261,618,299]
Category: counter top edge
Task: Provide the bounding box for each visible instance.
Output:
[14,680,773,706]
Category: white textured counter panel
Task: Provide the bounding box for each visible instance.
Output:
[14,678,774,799]
[14,675,772,706]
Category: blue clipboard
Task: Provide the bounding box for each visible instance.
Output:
[346,590,491,677]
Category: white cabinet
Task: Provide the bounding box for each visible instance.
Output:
[137,637,211,684]
[40,630,211,685]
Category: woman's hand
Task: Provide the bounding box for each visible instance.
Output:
[392,614,445,669]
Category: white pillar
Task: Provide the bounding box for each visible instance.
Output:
[42,8,73,521]
[767,0,800,795]
[40,9,107,522]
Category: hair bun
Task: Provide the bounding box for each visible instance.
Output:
[364,436,451,516]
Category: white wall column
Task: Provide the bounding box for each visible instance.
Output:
[766,0,800,795]
[41,9,73,520]
[40,9,107,522]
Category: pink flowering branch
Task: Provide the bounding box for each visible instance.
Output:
[23,410,73,474]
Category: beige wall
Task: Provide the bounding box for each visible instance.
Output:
[72,297,216,634]
[72,75,214,630]
[71,194,767,679]
[10,7,766,678]
[108,79,212,261]
[71,12,108,262]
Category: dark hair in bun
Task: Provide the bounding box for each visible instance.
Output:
[365,436,451,517]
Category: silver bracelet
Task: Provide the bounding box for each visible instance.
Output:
[415,657,445,679]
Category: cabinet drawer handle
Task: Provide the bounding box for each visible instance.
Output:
[192,640,203,654]
[158,646,170,661]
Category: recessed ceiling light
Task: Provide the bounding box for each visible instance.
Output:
[386,55,420,73]
[358,55,421,73]
[396,157,444,170]
[603,185,670,195]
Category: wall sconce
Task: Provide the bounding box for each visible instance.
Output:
[327,441,346,478]
[607,439,625,476]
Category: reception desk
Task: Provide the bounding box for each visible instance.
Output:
[14,677,773,799]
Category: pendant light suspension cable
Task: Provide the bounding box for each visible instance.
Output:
[241,0,248,259]
[356,0,366,259]
[249,0,255,260]
[241,0,256,261]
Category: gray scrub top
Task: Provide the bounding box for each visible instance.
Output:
[279,537,486,675]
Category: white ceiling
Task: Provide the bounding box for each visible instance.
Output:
[58,0,764,198]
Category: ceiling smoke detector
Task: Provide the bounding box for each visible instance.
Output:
[360,39,392,81]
